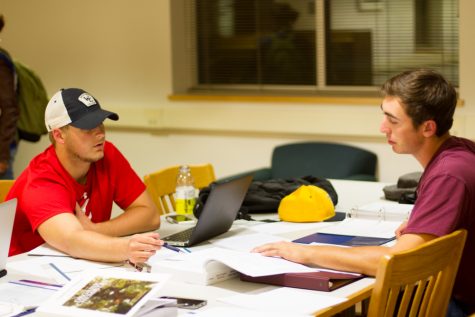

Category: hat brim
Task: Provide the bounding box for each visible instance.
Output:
[69,108,119,130]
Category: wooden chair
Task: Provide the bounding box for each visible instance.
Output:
[143,164,216,215]
[0,180,15,203]
[367,229,467,317]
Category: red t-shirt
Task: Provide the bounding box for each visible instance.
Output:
[404,136,475,312]
[7,141,146,256]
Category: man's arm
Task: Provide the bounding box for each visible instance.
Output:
[38,212,162,263]
[76,190,161,237]
[252,232,437,276]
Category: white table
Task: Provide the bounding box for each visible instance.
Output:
[4,179,391,316]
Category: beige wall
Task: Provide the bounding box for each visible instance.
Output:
[3,0,475,183]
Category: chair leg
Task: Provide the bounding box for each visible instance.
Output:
[334,305,357,317]
[358,298,370,316]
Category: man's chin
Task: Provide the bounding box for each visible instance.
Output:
[391,144,402,153]
[83,153,104,163]
[391,146,409,155]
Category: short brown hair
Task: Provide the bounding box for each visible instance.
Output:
[381,69,457,137]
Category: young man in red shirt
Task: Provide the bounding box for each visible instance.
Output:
[7,88,162,265]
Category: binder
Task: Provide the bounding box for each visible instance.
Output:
[293,232,395,246]
[345,201,413,222]
[298,202,413,240]
[240,271,363,292]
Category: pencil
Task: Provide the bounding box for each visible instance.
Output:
[49,262,71,281]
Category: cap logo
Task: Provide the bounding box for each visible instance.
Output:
[78,93,97,107]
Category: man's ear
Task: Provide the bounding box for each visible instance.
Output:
[422,120,437,137]
[52,128,66,144]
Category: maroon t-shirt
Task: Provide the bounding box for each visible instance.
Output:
[7,141,146,256]
[404,136,475,311]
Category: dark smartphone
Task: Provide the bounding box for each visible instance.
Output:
[159,296,207,309]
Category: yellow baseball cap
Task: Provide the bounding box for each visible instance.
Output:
[278,185,335,222]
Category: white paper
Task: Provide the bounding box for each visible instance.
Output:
[317,218,401,238]
[209,233,289,252]
[7,256,125,284]
[0,302,22,317]
[248,221,333,235]
[27,243,71,257]
[154,247,319,277]
[218,287,347,315]
[148,246,183,262]
[0,282,58,308]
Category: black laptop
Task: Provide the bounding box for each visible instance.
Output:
[162,175,253,247]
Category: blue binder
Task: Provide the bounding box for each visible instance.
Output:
[293,232,395,246]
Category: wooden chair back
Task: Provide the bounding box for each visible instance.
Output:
[0,180,15,203]
[143,164,216,215]
[368,229,467,317]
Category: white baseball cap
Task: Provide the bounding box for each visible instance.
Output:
[45,88,119,132]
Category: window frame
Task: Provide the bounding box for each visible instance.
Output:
[170,0,458,98]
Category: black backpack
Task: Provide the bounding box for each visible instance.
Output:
[194,175,338,220]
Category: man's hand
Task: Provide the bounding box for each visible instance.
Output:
[395,221,408,238]
[127,232,163,264]
[252,241,310,264]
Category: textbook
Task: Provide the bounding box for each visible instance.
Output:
[240,270,363,292]
[151,247,323,286]
[152,255,239,285]
[36,269,172,317]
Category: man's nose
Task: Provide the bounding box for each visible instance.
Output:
[92,124,105,136]
[379,119,389,134]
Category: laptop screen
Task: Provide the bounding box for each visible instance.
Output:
[189,175,252,246]
[163,175,252,247]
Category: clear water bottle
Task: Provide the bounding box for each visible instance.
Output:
[175,165,196,215]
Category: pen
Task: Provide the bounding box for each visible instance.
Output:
[19,279,63,288]
[49,262,71,281]
[10,306,37,317]
[163,243,187,253]
[9,280,63,290]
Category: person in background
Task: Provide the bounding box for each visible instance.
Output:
[7,88,162,265]
[260,3,309,85]
[0,13,19,180]
[253,69,474,316]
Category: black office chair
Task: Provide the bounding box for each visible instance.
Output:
[223,142,378,182]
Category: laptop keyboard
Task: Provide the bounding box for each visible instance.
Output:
[163,227,194,242]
